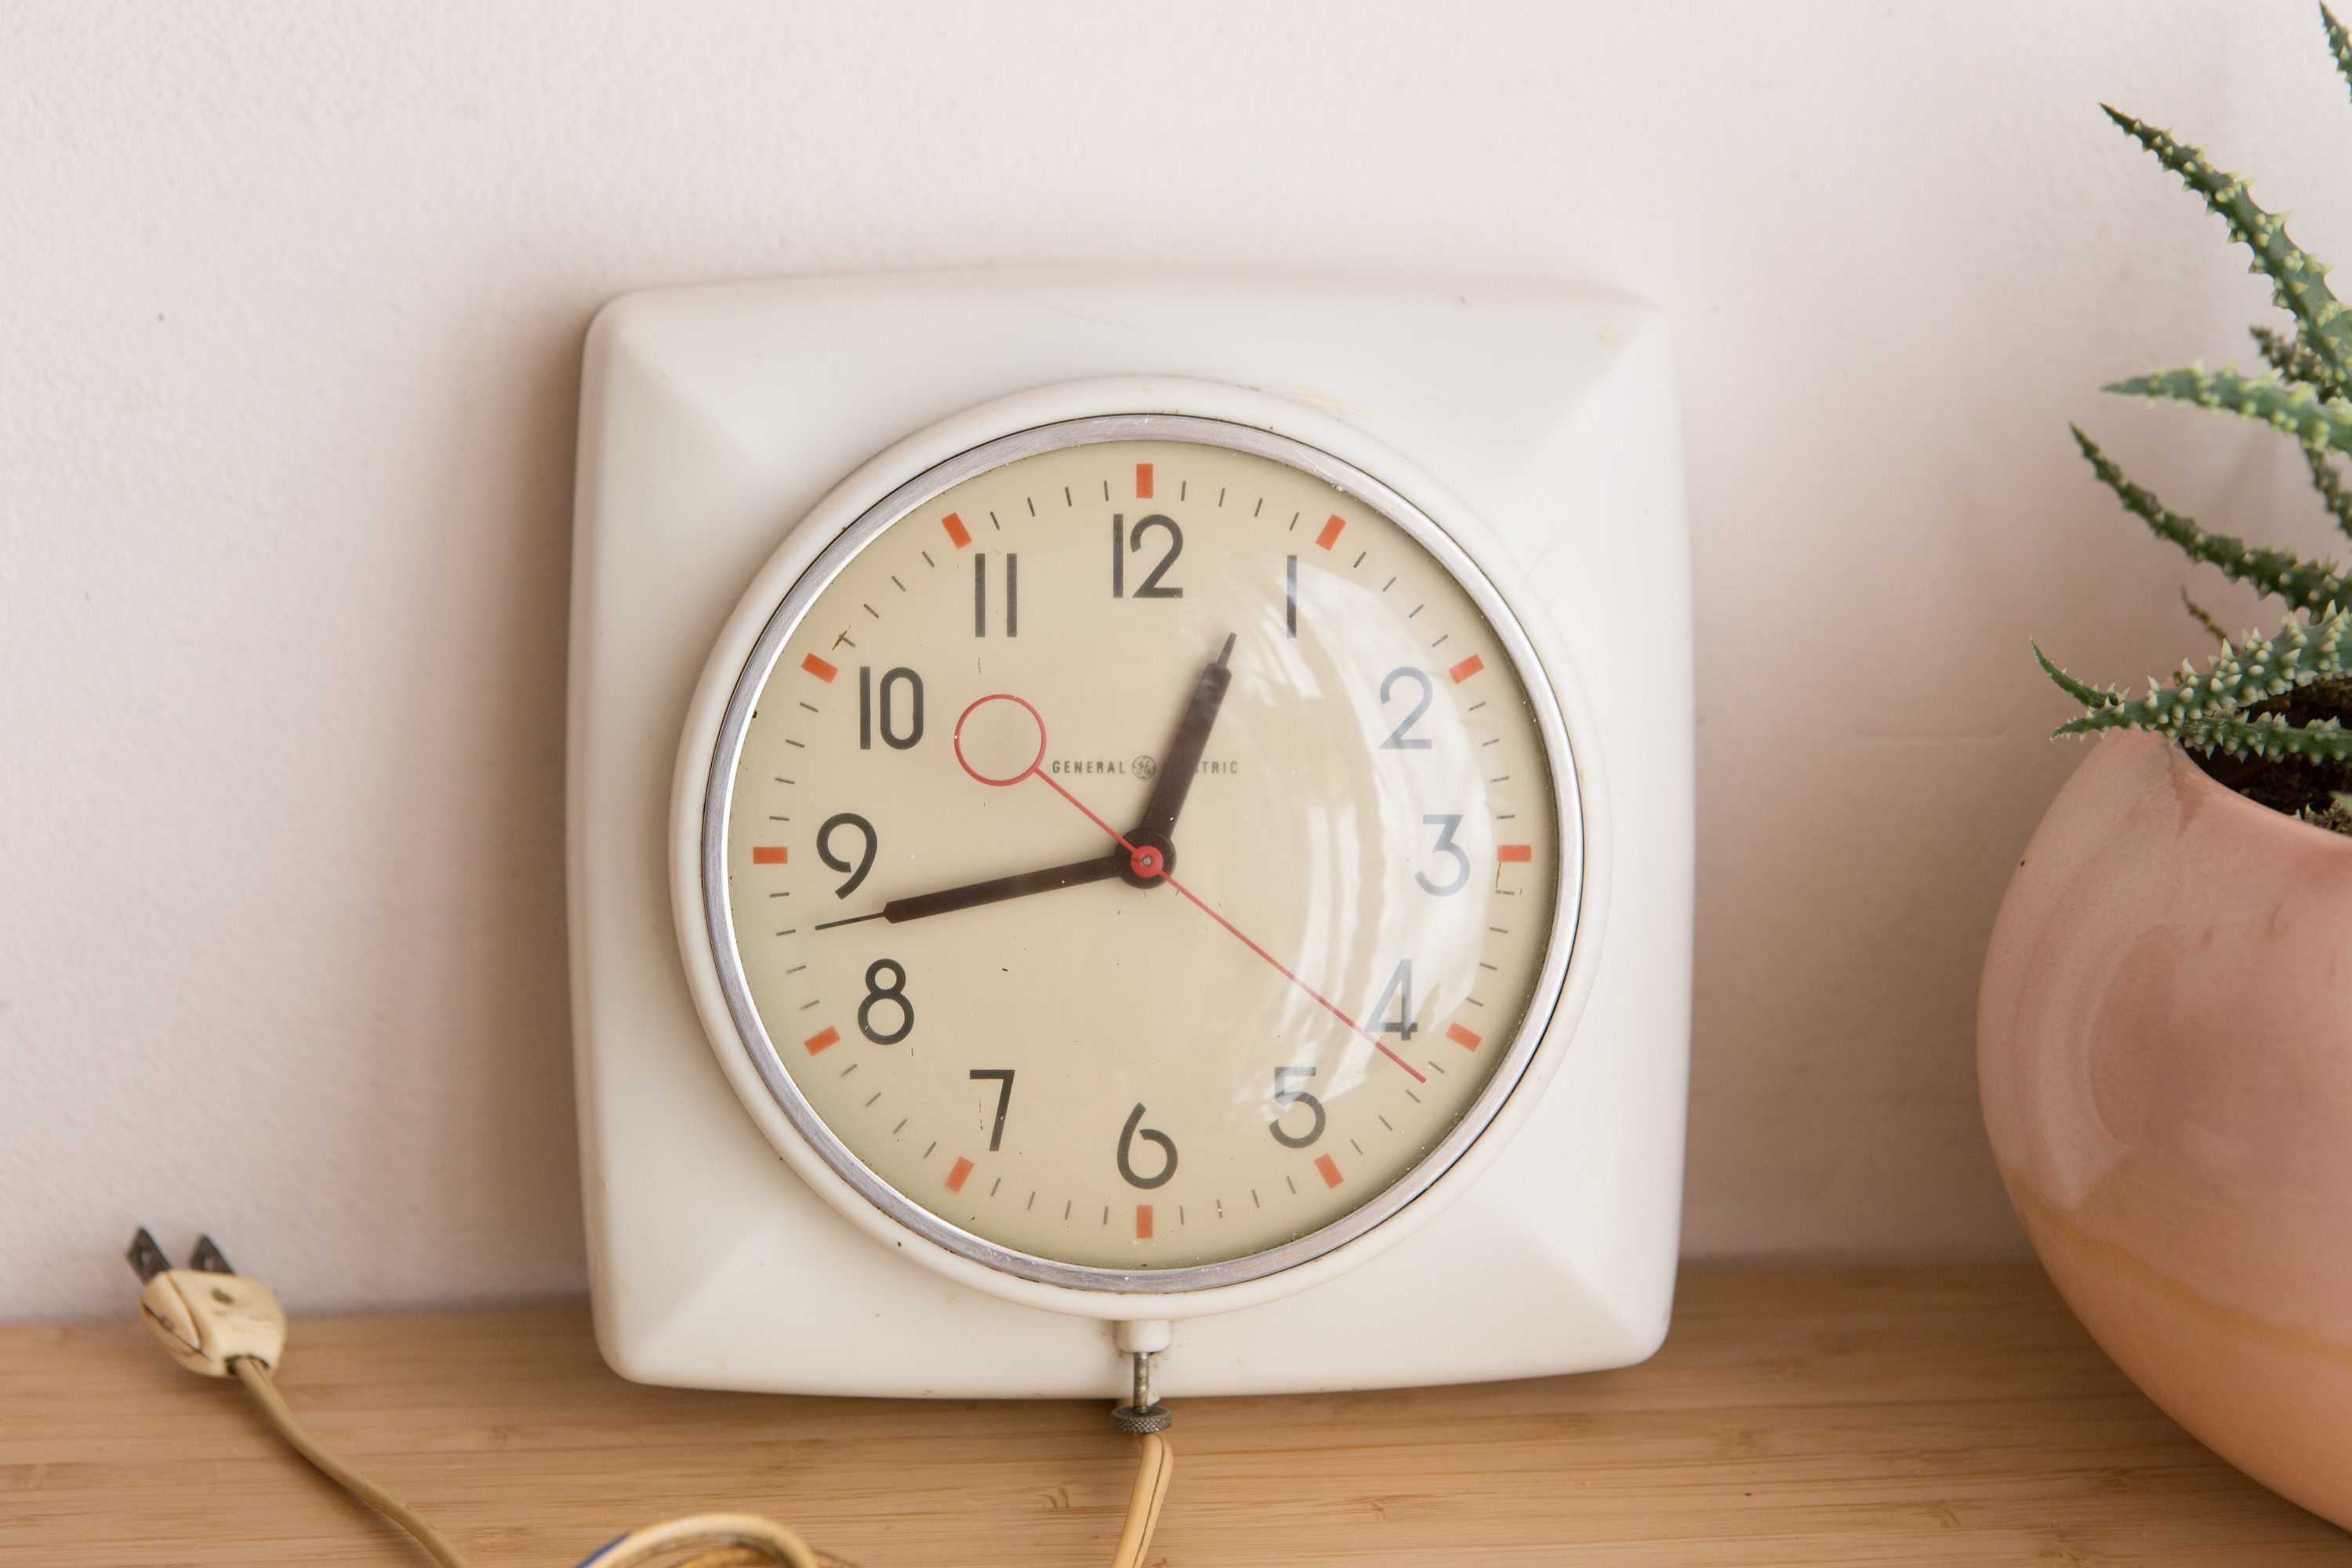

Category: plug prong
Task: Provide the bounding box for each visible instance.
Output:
[188,1235,235,1276]
[126,1228,172,1283]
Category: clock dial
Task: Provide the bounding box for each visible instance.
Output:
[708,423,1574,1283]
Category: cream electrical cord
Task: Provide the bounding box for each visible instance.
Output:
[129,1230,1173,1568]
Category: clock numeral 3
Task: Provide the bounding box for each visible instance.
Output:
[1116,1102,1178,1189]
[816,813,878,898]
[1415,814,1469,895]
[858,958,914,1044]
[858,666,924,751]
[1377,667,1434,750]
[1269,1066,1326,1149]
[1110,514,1184,599]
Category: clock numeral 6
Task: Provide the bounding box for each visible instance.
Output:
[1378,667,1434,750]
[1116,1102,1178,1189]
[817,813,878,898]
[858,666,924,751]
[1110,514,1184,599]
[1269,1066,1326,1149]
[1416,814,1469,896]
[858,958,914,1044]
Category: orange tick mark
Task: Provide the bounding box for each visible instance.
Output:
[1135,1203,1154,1239]
[1315,1153,1344,1188]
[803,1026,840,1055]
[1315,514,1346,550]
[1497,844,1532,863]
[1135,463,1154,499]
[1446,1022,1483,1052]
[942,512,971,549]
[801,653,838,683]
[753,846,787,866]
[1448,653,1486,684]
[945,1156,974,1192]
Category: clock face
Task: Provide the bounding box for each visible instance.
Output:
[701,416,1578,1290]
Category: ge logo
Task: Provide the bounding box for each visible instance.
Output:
[1132,754,1158,780]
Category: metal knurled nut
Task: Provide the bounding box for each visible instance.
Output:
[1110,1402,1173,1434]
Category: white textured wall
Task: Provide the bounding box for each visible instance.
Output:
[6,1,2345,1323]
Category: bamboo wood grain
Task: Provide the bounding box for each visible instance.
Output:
[2,1265,2342,1564]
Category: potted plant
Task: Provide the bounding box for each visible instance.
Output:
[1980,4,2352,1527]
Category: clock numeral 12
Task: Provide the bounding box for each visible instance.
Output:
[974,553,1017,637]
[1110,514,1184,599]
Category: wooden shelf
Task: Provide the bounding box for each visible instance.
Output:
[4,1264,2342,1563]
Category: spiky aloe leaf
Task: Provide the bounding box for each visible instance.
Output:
[2034,641,2121,709]
[2074,426,2352,608]
[2180,587,2230,644]
[2253,321,2344,394]
[2249,325,2352,536]
[2174,710,2352,760]
[2108,365,2352,452]
[2107,107,2352,387]
[2306,448,2352,543]
[2326,3,2352,101]
[2048,605,2352,759]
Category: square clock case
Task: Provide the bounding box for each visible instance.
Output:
[567,268,1691,1399]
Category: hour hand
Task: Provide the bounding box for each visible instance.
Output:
[1131,632,1236,845]
[813,853,1123,929]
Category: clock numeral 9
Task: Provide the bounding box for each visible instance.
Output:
[1378,667,1434,750]
[858,958,913,1044]
[858,666,924,751]
[1116,1102,1178,1189]
[816,813,878,898]
[1269,1066,1325,1149]
[1416,814,1469,895]
[1110,514,1184,599]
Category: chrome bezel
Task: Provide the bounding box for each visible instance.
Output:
[700,414,1584,1294]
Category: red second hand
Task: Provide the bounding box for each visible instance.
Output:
[1027,767,1428,1086]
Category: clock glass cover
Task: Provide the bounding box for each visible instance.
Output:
[702,416,1577,1290]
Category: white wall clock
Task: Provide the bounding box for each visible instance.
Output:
[568,269,1692,1398]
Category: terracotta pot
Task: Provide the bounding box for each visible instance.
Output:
[1980,729,2352,1526]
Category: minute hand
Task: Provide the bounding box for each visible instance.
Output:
[1132,633,1236,843]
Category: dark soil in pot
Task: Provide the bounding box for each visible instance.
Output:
[2190,677,2352,829]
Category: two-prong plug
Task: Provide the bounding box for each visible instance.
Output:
[126,1228,285,1377]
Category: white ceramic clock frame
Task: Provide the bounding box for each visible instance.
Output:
[679,400,1587,1315]
[571,270,1693,1397]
